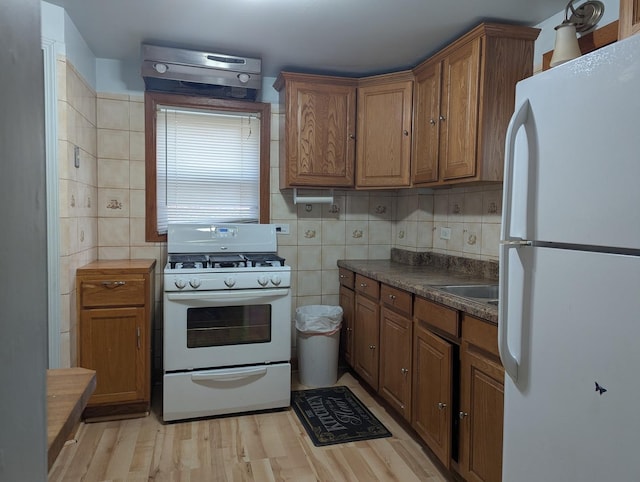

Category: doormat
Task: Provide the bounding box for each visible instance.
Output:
[291,386,392,446]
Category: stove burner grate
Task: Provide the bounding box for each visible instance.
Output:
[243,253,286,267]
[168,254,208,269]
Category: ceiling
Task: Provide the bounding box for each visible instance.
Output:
[46,0,562,78]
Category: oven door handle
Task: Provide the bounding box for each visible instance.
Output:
[166,288,290,302]
[191,366,268,383]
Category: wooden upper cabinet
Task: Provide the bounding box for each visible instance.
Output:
[619,0,640,38]
[411,23,540,187]
[412,60,442,184]
[356,72,413,188]
[439,38,481,180]
[274,72,356,188]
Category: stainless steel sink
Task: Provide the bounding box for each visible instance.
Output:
[435,284,499,300]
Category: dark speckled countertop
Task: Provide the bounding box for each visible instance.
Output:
[338,249,499,324]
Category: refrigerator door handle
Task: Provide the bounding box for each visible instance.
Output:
[499,242,520,381]
[501,98,530,243]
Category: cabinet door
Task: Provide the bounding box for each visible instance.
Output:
[412,321,453,468]
[356,80,413,187]
[440,38,481,181]
[459,345,504,482]
[354,293,380,390]
[619,0,640,39]
[379,307,412,421]
[412,60,442,184]
[79,307,146,406]
[285,80,356,186]
[339,285,355,367]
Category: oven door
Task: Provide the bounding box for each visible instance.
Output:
[163,288,291,371]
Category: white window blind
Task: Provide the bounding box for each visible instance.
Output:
[156,106,260,234]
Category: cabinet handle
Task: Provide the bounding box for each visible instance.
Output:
[439,115,446,121]
[349,134,356,140]
[438,402,447,410]
[346,327,353,332]
[360,283,367,288]
[459,411,468,419]
[136,327,141,349]
[388,294,396,301]
[369,344,376,350]
[401,368,409,376]
[429,118,436,125]
[101,281,126,288]
[340,274,345,279]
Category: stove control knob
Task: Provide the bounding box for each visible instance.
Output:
[174,279,187,289]
[224,277,236,288]
[189,279,201,289]
[271,275,282,286]
[257,275,269,287]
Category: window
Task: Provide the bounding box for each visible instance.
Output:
[145,91,270,242]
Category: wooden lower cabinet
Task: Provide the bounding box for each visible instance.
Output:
[379,307,412,421]
[459,315,505,482]
[412,320,453,468]
[77,259,155,419]
[339,284,355,366]
[354,293,380,390]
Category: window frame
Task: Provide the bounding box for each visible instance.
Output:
[145,91,271,242]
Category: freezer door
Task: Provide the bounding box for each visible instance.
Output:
[500,246,640,481]
[502,34,640,250]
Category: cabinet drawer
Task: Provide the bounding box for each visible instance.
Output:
[80,277,146,307]
[462,314,499,358]
[339,268,354,289]
[355,274,379,299]
[414,297,459,338]
[380,284,412,317]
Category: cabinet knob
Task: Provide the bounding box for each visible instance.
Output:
[346,327,353,332]
[349,134,356,140]
[459,411,468,419]
[429,118,436,125]
[403,129,409,136]
[438,402,447,410]
[360,283,367,288]
[339,274,345,279]
[401,367,409,375]
[388,294,396,301]
[369,344,376,350]
[439,115,446,121]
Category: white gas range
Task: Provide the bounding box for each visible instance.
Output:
[162,223,292,422]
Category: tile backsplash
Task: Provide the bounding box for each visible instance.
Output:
[56,56,504,371]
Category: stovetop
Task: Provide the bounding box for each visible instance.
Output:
[164,223,290,291]
[167,253,286,270]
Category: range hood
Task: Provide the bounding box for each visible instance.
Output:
[141,44,261,101]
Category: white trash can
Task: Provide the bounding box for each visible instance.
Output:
[295,305,343,387]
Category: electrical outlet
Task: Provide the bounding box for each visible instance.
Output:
[440,227,452,240]
[274,223,290,235]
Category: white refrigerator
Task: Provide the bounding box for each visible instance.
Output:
[499,33,640,481]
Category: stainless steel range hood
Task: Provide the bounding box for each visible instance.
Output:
[141,44,261,101]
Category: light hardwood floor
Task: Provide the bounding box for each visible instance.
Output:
[49,370,450,481]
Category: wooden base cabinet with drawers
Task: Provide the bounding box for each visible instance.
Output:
[459,315,505,482]
[77,259,156,420]
[353,274,380,390]
[378,284,413,422]
[338,268,355,366]
[412,297,459,469]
